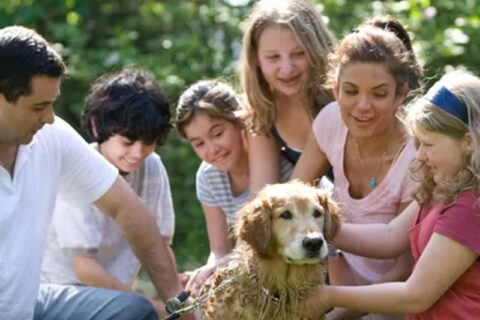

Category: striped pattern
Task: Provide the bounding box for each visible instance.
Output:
[196,157,293,225]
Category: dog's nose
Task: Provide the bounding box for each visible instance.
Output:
[302,237,324,252]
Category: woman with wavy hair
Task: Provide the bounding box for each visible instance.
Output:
[292,17,423,319]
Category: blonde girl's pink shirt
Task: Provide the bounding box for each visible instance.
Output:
[313,102,417,285]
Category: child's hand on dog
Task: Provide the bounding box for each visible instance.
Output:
[183,263,217,297]
[305,284,332,319]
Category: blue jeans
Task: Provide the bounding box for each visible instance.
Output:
[34,284,158,320]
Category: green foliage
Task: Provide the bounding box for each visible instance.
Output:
[2,0,480,272]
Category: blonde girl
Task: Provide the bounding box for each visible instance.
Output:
[316,69,480,320]
[241,0,335,196]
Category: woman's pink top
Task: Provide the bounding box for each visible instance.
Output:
[407,191,480,319]
[313,102,417,284]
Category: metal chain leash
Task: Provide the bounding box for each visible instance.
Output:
[162,277,236,320]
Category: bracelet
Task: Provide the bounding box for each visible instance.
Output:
[328,244,342,258]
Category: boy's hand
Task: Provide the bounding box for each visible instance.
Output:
[185,264,217,297]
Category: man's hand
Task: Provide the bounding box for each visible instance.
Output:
[147,297,199,320]
[177,298,199,320]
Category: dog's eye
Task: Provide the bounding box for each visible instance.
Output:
[313,209,322,218]
[279,210,293,220]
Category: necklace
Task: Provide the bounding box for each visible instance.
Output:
[354,137,389,188]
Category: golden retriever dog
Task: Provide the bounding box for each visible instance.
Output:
[199,180,341,320]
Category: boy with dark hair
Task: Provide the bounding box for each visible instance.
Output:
[42,67,176,315]
[81,68,171,145]
[0,26,193,320]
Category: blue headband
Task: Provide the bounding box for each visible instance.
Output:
[426,86,469,124]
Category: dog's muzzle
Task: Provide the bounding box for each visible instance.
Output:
[302,236,324,257]
[282,234,329,264]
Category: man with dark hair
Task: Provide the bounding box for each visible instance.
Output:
[0,26,193,320]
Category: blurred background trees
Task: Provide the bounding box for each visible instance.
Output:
[3,0,479,272]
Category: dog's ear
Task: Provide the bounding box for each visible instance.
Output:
[236,197,272,256]
[316,190,342,240]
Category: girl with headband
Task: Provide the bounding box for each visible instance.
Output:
[310,70,480,319]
